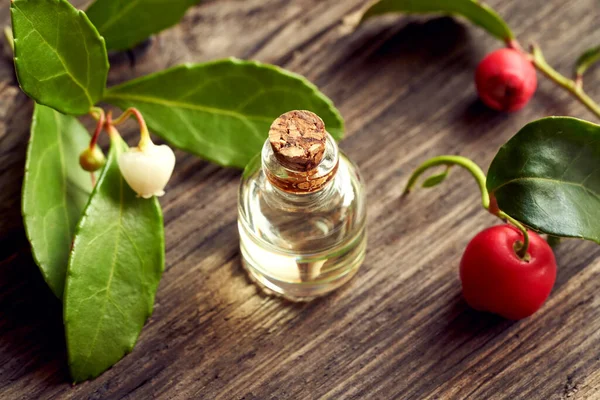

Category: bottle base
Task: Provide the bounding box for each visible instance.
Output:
[241,257,363,302]
[240,233,366,302]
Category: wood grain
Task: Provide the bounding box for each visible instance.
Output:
[2,0,600,399]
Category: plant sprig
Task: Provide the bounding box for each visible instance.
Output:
[11,0,346,383]
[406,117,600,252]
[526,43,600,119]
[403,155,532,259]
[358,0,600,120]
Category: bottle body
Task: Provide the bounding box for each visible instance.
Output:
[238,134,366,301]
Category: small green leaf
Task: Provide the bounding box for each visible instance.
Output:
[575,46,600,77]
[103,58,344,168]
[360,0,513,41]
[86,0,201,51]
[421,168,450,188]
[487,117,600,242]
[22,103,93,299]
[64,134,164,383]
[11,0,108,115]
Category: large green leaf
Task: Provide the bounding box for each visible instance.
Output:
[64,134,164,383]
[487,117,600,242]
[360,0,513,41]
[22,103,93,299]
[11,0,108,115]
[103,58,344,168]
[86,0,201,51]
[575,45,600,77]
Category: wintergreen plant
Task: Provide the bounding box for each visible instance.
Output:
[11,0,344,382]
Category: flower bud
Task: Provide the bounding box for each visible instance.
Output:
[475,48,537,112]
[79,147,106,172]
[117,141,175,199]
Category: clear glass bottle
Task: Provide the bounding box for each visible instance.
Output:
[238,110,367,301]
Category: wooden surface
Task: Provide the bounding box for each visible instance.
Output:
[1,0,600,399]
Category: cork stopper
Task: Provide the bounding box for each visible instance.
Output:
[268,110,327,172]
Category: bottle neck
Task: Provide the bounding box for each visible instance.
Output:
[262,132,339,195]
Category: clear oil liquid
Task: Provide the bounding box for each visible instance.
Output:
[238,149,366,301]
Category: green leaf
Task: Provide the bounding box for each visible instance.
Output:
[487,117,600,242]
[575,45,600,77]
[359,0,513,41]
[11,0,109,115]
[64,134,164,382]
[22,103,93,299]
[421,168,450,188]
[86,0,201,51]
[103,58,344,168]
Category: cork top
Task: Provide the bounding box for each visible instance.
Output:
[268,110,327,172]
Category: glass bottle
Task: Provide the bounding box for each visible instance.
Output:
[238,110,367,301]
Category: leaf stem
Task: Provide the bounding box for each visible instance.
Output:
[112,107,151,149]
[403,155,490,210]
[405,155,533,259]
[517,42,600,120]
[498,210,530,260]
[574,45,600,87]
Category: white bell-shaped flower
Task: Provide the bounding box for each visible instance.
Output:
[118,139,175,199]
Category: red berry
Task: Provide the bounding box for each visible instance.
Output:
[475,48,537,112]
[460,224,556,320]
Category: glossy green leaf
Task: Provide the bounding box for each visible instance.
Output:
[575,45,600,77]
[103,58,344,168]
[421,168,450,188]
[487,117,600,242]
[360,0,513,41]
[86,0,201,51]
[22,103,93,299]
[11,0,108,115]
[64,134,164,382]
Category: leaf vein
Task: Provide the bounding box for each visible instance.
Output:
[94,0,142,33]
[121,228,145,283]
[53,111,73,254]
[37,71,69,83]
[78,175,125,373]
[494,176,600,201]
[105,93,274,124]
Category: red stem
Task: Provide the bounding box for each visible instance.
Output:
[506,38,523,52]
[112,108,148,133]
[104,111,122,139]
[111,107,150,148]
[105,111,114,136]
[89,111,105,149]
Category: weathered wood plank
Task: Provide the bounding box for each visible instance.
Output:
[1,0,600,399]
